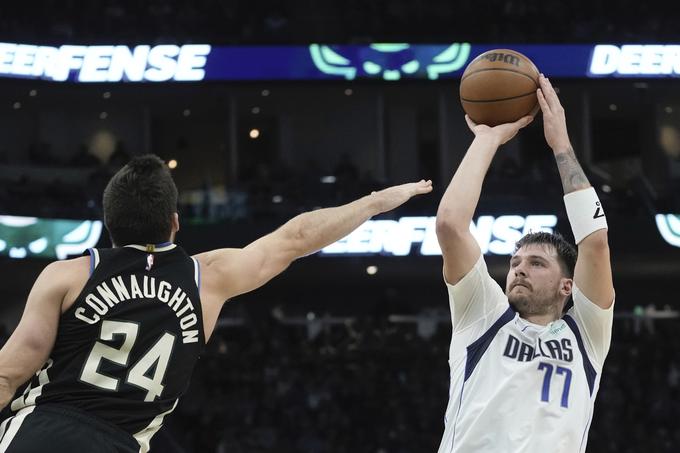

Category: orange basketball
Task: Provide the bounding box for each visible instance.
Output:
[459,49,540,126]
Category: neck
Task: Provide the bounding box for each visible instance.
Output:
[521,312,560,326]
[511,296,565,326]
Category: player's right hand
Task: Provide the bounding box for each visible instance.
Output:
[465,114,534,146]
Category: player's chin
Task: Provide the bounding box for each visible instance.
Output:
[508,294,531,310]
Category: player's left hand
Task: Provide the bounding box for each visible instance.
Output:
[537,74,572,152]
[371,179,433,214]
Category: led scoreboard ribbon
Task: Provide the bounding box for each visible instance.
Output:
[1,42,679,83]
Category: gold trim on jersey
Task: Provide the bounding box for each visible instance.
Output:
[124,243,177,253]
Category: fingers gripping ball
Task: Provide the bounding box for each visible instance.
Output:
[460,49,540,126]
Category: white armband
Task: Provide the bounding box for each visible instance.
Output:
[564,187,608,244]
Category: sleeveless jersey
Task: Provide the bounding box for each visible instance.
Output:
[437,255,614,453]
[7,243,204,452]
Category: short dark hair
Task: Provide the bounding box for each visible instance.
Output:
[103,154,178,246]
[514,231,577,278]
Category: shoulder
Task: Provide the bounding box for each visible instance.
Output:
[47,256,92,312]
[192,248,257,284]
[445,254,501,300]
[40,256,89,282]
[54,255,90,269]
[571,285,615,315]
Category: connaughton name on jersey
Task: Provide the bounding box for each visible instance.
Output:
[74,275,200,344]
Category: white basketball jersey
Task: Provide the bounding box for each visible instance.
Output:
[437,256,614,453]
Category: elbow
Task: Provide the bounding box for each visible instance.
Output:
[289,224,307,259]
[579,229,609,252]
[279,220,307,261]
[435,216,453,238]
[436,213,468,239]
[578,230,610,262]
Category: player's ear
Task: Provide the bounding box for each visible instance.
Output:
[560,277,573,297]
[172,212,179,233]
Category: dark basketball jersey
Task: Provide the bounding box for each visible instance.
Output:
[7,243,204,452]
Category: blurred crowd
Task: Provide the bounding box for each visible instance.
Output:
[160,310,680,453]
[0,0,678,45]
[0,294,677,452]
[1,141,671,223]
[0,145,130,219]
[0,304,677,452]
[0,147,389,221]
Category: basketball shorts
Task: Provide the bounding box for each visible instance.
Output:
[0,404,139,453]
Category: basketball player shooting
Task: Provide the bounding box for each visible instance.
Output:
[0,156,431,453]
[435,75,614,452]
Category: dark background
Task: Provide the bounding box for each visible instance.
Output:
[1,1,680,452]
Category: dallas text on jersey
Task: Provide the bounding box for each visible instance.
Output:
[74,274,200,344]
[503,334,574,363]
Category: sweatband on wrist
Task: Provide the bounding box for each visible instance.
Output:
[563,187,608,244]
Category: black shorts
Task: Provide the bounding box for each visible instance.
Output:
[0,404,139,453]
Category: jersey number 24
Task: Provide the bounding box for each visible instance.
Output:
[79,320,176,402]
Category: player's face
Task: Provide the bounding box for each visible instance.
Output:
[505,243,571,317]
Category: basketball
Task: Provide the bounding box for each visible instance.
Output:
[460,49,540,126]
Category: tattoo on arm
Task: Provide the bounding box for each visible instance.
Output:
[554,148,590,194]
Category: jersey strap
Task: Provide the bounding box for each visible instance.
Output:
[190,257,200,290]
[563,315,597,395]
[464,306,515,381]
[87,248,100,276]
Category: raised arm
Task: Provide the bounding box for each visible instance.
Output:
[537,74,614,308]
[195,180,432,303]
[436,115,533,284]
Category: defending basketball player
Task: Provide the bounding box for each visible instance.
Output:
[435,74,614,452]
[0,157,431,452]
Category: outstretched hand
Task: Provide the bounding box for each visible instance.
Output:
[465,114,534,146]
[537,74,571,152]
[372,179,433,213]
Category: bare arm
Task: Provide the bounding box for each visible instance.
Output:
[538,75,614,308]
[0,261,70,410]
[196,180,433,302]
[436,115,533,284]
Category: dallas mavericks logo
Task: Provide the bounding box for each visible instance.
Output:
[309,43,471,80]
[0,215,103,259]
[655,214,680,247]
